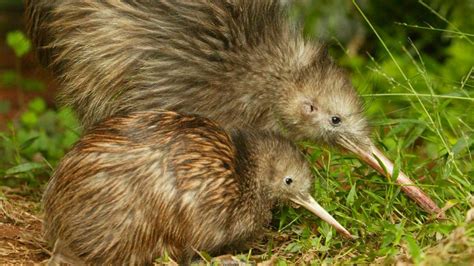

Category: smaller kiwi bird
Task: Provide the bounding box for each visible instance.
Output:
[43,110,352,265]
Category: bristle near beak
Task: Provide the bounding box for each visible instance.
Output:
[338,136,443,218]
[291,194,354,239]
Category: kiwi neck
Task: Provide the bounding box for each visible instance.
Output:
[230,131,275,205]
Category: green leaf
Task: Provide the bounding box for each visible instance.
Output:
[278,206,289,230]
[62,130,79,148]
[20,136,39,150]
[391,154,401,181]
[405,234,423,265]
[58,107,80,129]
[403,124,426,149]
[20,111,38,127]
[6,31,31,58]
[5,162,44,175]
[452,135,473,156]
[346,184,357,206]
[28,98,46,114]
[285,242,302,253]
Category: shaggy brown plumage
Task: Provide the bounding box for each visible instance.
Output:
[25,0,364,140]
[43,110,351,265]
[25,0,440,214]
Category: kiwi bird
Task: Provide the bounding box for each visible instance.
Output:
[25,0,441,215]
[43,110,352,265]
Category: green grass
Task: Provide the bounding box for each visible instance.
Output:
[1,1,473,265]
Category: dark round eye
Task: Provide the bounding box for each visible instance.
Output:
[284,177,293,185]
[331,116,341,126]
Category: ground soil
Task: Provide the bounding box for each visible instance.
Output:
[0,186,49,264]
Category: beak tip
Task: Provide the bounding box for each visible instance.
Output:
[350,142,443,216]
[340,229,356,240]
[434,208,447,220]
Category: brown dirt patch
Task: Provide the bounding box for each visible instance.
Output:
[0,187,50,264]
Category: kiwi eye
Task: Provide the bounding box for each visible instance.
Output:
[331,116,341,126]
[284,176,293,185]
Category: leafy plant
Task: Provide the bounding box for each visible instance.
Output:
[1,30,44,91]
[0,97,80,187]
[6,30,31,58]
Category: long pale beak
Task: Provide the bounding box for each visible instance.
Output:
[291,194,354,239]
[338,136,443,217]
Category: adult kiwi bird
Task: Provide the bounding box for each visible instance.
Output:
[43,110,352,265]
[25,0,441,215]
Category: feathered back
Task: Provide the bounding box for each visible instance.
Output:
[25,0,318,130]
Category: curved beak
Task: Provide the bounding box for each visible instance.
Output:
[338,136,443,217]
[291,193,354,239]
